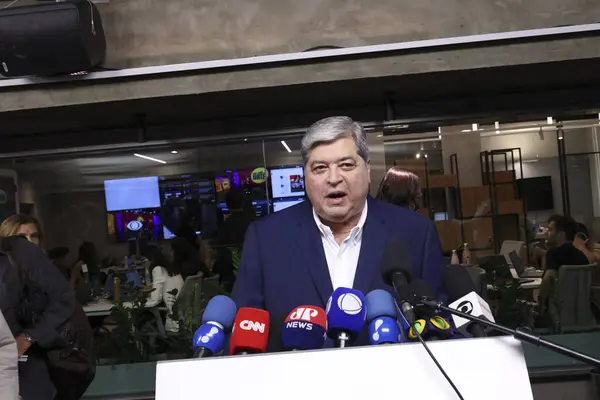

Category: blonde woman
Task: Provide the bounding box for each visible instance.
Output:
[0,214,42,246]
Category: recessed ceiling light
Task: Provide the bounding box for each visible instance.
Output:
[171,150,178,154]
[133,153,166,164]
[281,140,292,153]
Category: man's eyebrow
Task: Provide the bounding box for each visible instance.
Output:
[310,156,356,166]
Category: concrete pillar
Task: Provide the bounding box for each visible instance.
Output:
[367,131,386,197]
[441,126,483,186]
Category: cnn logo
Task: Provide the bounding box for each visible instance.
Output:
[289,307,319,322]
[240,320,266,333]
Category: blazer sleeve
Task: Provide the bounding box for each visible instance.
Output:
[421,221,445,298]
[16,240,74,348]
[231,223,265,309]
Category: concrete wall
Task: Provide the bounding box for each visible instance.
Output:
[95,0,600,68]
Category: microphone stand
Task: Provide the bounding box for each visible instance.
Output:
[421,298,600,369]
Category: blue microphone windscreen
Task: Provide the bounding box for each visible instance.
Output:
[193,322,225,353]
[365,289,397,322]
[369,316,401,345]
[202,295,237,330]
[326,287,367,340]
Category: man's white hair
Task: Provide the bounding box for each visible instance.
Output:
[301,116,369,164]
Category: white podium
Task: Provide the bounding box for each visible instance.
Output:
[156,337,534,400]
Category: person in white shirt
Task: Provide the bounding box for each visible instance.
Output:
[143,246,184,332]
[0,309,18,400]
[232,116,445,348]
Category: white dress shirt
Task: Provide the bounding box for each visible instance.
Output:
[313,202,368,290]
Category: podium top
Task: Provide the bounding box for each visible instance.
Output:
[156,337,533,400]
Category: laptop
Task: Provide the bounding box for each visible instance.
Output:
[508,251,542,283]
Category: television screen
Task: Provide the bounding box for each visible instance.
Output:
[104,176,160,212]
[107,208,162,242]
[269,165,305,199]
[517,176,554,211]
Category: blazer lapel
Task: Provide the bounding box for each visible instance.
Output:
[353,197,387,295]
[297,203,333,307]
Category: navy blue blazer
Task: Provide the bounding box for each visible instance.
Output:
[231,196,445,347]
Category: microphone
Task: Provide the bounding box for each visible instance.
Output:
[407,316,452,341]
[326,287,367,348]
[365,289,402,345]
[418,284,600,369]
[380,241,414,323]
[443,265,493,338]
[229,307,270,355]
[281,306,327,350]
[192,295,237,358]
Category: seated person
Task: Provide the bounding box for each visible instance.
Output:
[544,216,590,273]
[143,246,184,332]
[573,222,600,264]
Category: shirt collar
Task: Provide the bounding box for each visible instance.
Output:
[313,200,368,244]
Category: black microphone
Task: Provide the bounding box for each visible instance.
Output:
[381,241,415,324]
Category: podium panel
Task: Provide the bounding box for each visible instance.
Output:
[156,337,533,400]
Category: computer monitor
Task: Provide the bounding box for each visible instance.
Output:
[107,208,162,243]
[269,165,305,199]
[104,176,161,212]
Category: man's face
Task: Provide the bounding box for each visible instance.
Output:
[547,220,564,246]
[304,136,370,224]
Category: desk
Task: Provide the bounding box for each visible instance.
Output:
[487,278,542,291]
[83,299,133,317]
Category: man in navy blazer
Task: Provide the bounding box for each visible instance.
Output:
[232,116,445,347]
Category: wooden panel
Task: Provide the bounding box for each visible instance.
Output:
[493,170,516,183]
[426,174,457,188]
[494,184,516,202]
[498,200,524,215]
[459,186,491,218]
[483,170,516,184]
[434,220,462,253]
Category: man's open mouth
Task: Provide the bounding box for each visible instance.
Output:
[327,192,347,199]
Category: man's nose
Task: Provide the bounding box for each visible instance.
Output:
[326,166,343,184]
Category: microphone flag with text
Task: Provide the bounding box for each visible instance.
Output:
[281,305,327,350]
[365,289,403,345]
[443,265,494,338]
[229,307,270,355]
[326,287,366,348]
[192,295,237,358]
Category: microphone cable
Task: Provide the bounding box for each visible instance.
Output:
[400,313,465,400]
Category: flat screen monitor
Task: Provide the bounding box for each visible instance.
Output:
[107,208,162,242]
[273,197,305,213]
[269,165,305,199]
[517,176,554,211]
[218,199,271,218]
[104,176,160,212]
